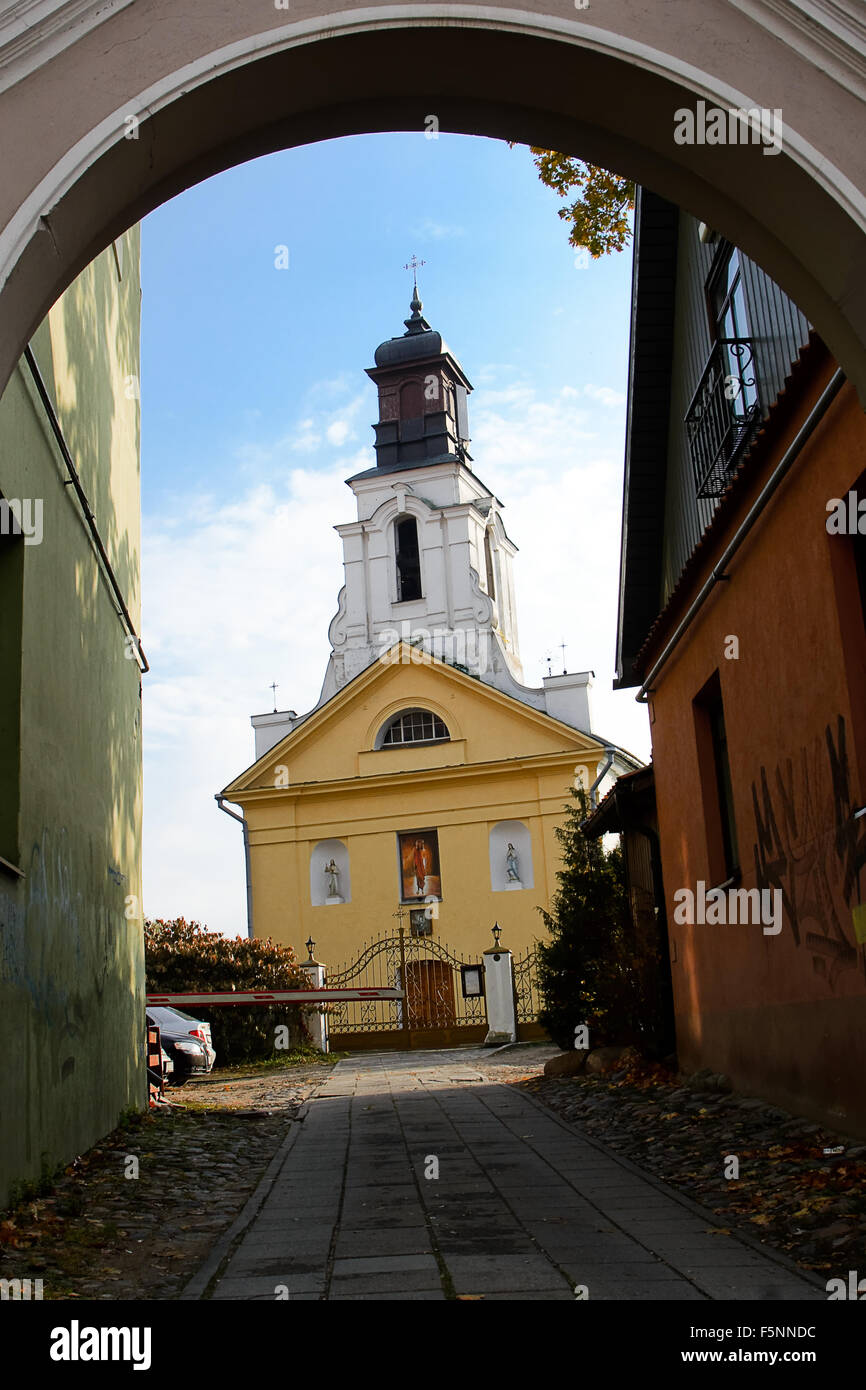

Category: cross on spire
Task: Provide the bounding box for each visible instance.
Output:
[403,254,426,290]
[269,681,279,712]
[558,642,567,674]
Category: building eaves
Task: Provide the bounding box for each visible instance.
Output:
[581,762,655,837]
[615,189,680,689]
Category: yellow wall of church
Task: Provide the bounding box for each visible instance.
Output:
[245,657,591,788]
[227,651,606,972]
[242,759,586,969]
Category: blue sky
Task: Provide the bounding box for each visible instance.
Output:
[140,131,650,937]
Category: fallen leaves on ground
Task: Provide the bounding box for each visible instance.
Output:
[0,1063,329,1300]
[517,1064,866,1274]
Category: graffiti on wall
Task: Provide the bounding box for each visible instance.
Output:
[751,714,866,985]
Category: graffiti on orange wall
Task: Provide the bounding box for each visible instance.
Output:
[751,714,866,985]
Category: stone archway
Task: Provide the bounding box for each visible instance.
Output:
[0,3,864,396]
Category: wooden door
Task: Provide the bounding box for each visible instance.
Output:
[405,959,456,1028]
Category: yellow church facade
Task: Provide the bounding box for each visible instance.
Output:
[222,641,615,971]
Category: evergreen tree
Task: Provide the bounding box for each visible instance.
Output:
[536,787,637,1052]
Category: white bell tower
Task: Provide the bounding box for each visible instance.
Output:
[317,281,525,705]
[248,280,613,755]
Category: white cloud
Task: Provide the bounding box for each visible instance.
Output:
[583,383,627,407]
[292,429,321,452]
[142,453,351,935]
[326,419,351,446]
[412,219,466,239]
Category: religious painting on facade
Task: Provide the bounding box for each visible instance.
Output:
[409,909,433,938]
[398,829,442,903]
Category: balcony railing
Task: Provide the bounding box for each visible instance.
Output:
[685,339,762,498]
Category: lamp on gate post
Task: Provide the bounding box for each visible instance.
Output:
[305,936,315,962]
[483,922,515,1044]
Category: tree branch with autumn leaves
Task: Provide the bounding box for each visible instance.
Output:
[512,146,635,258]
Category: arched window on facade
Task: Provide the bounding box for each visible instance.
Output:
[377,709,450,748]
[395,515,422,601]
[484,528,496,601]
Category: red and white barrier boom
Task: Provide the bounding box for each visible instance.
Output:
[146,987,403,1006]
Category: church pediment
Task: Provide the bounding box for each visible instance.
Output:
[222,643,611,799]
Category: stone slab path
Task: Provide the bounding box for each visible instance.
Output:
[203,1049,824,1301]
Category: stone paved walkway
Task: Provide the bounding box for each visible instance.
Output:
[203,1049,824,1301]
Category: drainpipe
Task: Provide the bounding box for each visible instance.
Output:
[637,368,846,702]
[215,796,253,939]
[24,345,149,673]
[589,746,616,810]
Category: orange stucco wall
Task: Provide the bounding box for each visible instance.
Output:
[649,374,866,1134]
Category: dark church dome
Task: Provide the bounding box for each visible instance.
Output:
[373,286,450,367]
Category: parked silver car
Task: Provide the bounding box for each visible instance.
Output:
[146,1006,216,1080]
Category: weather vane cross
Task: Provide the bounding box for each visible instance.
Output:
[403,254,426,288]
[558,642,567,674]
[269,681,279,711]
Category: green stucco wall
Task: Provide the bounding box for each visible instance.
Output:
[0,228,144,1206]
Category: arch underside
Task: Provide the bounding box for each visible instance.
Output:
[0,13,864,396]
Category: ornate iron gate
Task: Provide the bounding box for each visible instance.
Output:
[512,945,547,1041]
[326,928,488,1050]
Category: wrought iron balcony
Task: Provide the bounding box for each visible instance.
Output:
[685,339,762,498]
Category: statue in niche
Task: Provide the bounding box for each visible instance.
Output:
[505,843,522,884]
[324,858,343,902]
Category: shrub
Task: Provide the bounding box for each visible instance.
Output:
[144,918,313,1063]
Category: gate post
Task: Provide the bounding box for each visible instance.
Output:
[300,948,329,1054]
[482,947,517,1045]
[398,926,411,1048]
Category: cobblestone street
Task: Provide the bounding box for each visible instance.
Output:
[0,1061,328,1300]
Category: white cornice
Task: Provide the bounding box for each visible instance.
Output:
[728,0,866,102]
[0,0,135,95]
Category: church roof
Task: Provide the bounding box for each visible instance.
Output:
[344,457,491,485]
[221,642,614,797]
[372,284,455,370]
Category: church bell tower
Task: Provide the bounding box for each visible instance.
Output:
[365,279,473,472]
[317,277,526,705]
